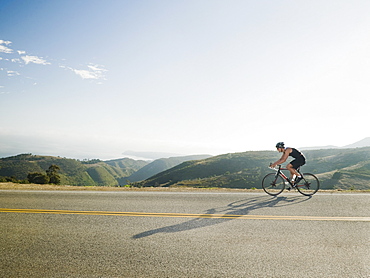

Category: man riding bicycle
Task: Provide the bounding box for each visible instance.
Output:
[270,142,306,185]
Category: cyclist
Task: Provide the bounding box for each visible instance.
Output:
[270,142,306,186]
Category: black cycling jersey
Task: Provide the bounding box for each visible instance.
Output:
[286,148,306,169]
[288,148,305,159]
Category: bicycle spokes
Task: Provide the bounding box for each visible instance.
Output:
[262,173,285,196]
[296,174,319,196]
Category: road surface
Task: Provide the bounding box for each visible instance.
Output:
[0,190,369,277]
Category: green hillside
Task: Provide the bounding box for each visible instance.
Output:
[0,154,148,186]
[136,148,370,190]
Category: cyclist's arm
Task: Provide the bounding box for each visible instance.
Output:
[271,148,291,167]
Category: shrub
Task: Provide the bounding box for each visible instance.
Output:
[27,172,50,184]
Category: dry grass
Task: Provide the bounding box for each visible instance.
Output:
[0,182,368,193]
[0,182,254,192]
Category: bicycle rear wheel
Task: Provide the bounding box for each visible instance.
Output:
[296,173,319,196]
[262,173,285,196]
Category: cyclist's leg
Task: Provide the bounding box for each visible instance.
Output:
[288,158,306,183]
[287,160,300,180]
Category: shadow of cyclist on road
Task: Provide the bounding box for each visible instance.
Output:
[132,195,311,239]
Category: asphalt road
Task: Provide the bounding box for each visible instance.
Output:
[1,190,369,277]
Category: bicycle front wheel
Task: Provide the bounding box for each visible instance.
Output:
[262,173,285,196]
[296,173,320,196]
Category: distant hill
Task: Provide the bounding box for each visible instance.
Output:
[343,137,370,148]
[122,150,183,160]
[127,155,212,182]
[300,145,338,150]
[300,137,370,150]
[104,157,148,172]
[135,147,370,190]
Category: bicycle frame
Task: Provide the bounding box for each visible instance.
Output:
[269,165,302,187]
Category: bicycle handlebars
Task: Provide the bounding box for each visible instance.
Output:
[268,164,286,171]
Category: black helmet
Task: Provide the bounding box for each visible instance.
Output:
[275,142,285,148]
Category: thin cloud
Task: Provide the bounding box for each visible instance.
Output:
[63,64,107,80]
[0,40,11,45]
[72,69,98,79]
[87,65,106,72]
[0,40,13,53]
[7,70,20,77]
[0,38,107,84]
[0,85,9,95]
[21,55,50,65]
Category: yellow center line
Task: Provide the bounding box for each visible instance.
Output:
[1,208,369,222]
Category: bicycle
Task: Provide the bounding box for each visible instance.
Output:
[262,165,320,196]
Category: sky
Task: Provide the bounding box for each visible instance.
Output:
[1,0,370,160]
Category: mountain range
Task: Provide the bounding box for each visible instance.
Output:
[300,137,370,150]
[1,138,370,190]
[126,155,211,182]
[0,153,211,187]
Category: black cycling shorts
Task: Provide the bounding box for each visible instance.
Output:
[290,157,306,169]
